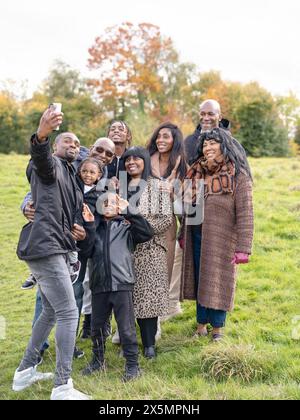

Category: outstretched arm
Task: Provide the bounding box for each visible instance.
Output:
[30,107,63,182]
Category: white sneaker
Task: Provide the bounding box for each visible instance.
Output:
[12,365,54,392]
[51,379,91,400]
[112,328,120,344]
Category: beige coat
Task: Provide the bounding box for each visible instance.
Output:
[150,152,178,282]
[181,173,254,312]
[133,177,174,319]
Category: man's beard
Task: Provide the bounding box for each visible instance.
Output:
[65,151,77,162]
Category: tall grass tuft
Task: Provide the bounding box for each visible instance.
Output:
[199,344,276,383]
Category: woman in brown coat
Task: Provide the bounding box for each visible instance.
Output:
[181,128,254,341]
[123,147,173,359]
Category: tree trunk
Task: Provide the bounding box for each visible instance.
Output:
[138,91,145,114]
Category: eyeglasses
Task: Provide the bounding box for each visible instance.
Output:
[94,147,115,158]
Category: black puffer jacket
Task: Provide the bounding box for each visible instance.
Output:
[82,212,154,294]
[17,135,83,261]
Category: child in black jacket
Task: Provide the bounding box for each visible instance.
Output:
[82,192,154,381]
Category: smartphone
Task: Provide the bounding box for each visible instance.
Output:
[49,103,62,131]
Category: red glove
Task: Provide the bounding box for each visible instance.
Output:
[231,252,249,265]
[178,237,185,250]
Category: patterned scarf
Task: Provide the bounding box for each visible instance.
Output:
[185,156,236,203]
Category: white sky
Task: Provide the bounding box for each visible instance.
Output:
[1,0,300,98]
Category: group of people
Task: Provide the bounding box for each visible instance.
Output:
[12,99,254,400]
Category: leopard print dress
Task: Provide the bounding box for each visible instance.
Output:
[133,177,174,319]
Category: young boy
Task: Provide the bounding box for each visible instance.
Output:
[82,192,154,382]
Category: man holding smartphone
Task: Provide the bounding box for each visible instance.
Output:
[13,106,91,400]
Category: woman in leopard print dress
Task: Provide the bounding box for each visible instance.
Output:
[123,147,173,359]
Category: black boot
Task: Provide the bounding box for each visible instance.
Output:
[144,346,156,359]
[82,336,106,376]
[82,354,105,376]
[81,314,91,339]
[122,364,141,382]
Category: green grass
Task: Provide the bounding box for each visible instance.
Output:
[0,154,300,400]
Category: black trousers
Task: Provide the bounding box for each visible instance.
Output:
[137,317,158,348]
[91,291,138,367]
[73,258,111,336]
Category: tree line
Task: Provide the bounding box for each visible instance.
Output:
[1,22,299,156]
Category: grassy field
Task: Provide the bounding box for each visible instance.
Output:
[0,154,300,400]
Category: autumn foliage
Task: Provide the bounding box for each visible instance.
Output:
[87,22,178,115]
[0,23,298,156]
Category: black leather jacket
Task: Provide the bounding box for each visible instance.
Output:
[17,135,83,260]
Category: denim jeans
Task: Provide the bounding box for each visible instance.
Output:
[191,225,227,328]
[19,254,79,387]
[33,290,49,352]
[33,256,88,341]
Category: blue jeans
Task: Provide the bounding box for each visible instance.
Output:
[192,225,227,328]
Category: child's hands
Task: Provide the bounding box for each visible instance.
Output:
[24,201,35,222]
[82,204,95,223]
[167,156,181,182]
[71,224,86,241]
[108,177,120,192]
[117,197,129,214]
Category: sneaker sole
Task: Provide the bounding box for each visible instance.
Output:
[12,374,54,391]
[74,352,85,359]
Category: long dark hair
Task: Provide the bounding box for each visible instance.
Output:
[122,147,152,205]
[147,122,187,180]
[198,128,252,180]
[123,146,152,182]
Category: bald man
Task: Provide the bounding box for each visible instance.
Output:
[167,100,247,323]
[90,137,116,167]
[185,99,232,165]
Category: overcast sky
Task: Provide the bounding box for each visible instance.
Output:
[1,0,299,98]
